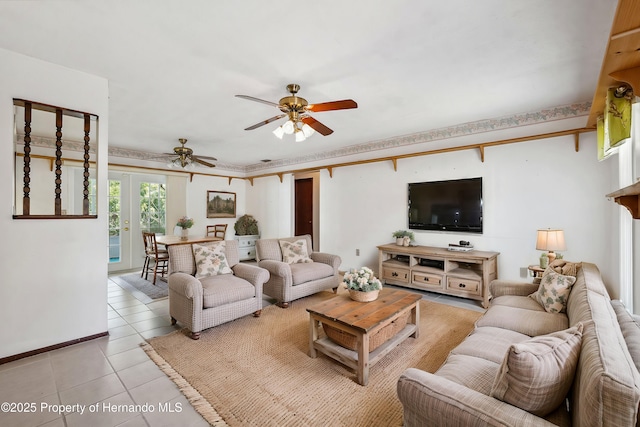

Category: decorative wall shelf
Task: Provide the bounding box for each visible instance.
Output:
[607,181,640,218]
[587,0,640,128]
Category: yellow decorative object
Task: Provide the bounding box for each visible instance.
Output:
[604,87,631,148]
[596,116,611,161]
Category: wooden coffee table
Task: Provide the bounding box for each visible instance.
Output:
[307,288,422,385]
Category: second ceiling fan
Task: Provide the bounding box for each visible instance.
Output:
[236,84,357,140]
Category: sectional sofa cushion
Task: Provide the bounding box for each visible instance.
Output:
[476,299,569,336]
[611,300,640,373]
[490,323,583,416]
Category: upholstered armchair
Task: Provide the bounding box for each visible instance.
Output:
[255,235,341,308]
[168,239,269,339]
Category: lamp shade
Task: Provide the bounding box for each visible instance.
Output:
[536,229,566,251]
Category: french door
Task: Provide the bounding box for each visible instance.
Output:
[108,171,166,272]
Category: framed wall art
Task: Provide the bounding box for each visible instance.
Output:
[207,191,236,218]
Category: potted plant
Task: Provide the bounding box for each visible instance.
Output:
[342,267,383,302]
[176,216,194,240]
[392,230,414,246]
[234,214,259,236]
[233,215,260,261]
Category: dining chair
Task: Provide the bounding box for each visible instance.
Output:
[141,232,169,285]
[206,224,228,239]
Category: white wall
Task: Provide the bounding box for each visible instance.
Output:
[183,174,248,238]
[246,175,293,239]
[252,131,619,297]
[0,48,109,358]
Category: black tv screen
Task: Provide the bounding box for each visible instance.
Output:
[408,177,483,233]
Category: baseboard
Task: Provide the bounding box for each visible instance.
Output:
[0,331,109,365]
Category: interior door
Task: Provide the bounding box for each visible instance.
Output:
[295,178,314,239]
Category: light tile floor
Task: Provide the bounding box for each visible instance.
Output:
[0,273,485,427]
[0,274,208,427]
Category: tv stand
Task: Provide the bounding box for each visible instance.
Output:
[377,243,499,308]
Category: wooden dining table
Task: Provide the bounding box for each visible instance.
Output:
[155,235,221,247]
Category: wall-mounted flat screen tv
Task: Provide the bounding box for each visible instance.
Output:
[408,177,483,233]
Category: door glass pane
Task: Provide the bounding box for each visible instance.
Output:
[108,180,121,263]
[140,182,166,234]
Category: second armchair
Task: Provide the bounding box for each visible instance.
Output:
[255,235,342,308]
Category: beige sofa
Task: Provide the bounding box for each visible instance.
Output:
[397,262,640,426]
[255,235,341,307]
[167,240,269,339]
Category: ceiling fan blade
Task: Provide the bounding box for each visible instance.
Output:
[244,114,287,130]
[301,116,333,136]
[306,99,357,112]
[235,94,280,108]
[193,157,216,168]
[195,154,218,161]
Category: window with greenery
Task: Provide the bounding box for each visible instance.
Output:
[108,180,121,262]
[139,182,166,234]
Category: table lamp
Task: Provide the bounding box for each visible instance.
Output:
[536,229,566,264]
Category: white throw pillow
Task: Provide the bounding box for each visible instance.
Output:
[279,239,313,264]
[529,269,577,314]
[192,242,232,278]
[490,323,583,416]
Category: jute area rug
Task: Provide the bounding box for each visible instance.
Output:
[142,289,482,427]
[111,273,168,303]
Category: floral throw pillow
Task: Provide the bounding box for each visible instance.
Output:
[529,268,577,314]
[279,239,313,264]
[192,242,232,278]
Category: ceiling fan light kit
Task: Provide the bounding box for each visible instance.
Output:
[163,138,217,169]
[236,83,357,141]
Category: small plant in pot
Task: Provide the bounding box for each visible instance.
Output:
[234,214,259,236]
[392,230,414,246]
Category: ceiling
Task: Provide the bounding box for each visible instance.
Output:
[0,1,618,172]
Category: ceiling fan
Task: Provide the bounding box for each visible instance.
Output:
[236,84,357,141]
[164,138,217,169]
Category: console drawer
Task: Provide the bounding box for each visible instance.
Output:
[412,272,442,288]
[382,266,410,283]
[237,235,258,247]
[447,277,481,295]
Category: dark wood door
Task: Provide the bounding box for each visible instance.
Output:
[295,178,313,238]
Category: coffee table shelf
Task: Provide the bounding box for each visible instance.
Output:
[312,323,417,374]
[307,288,421,386]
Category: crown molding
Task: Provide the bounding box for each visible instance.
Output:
[244,101,591,172]
[17,101,590,175]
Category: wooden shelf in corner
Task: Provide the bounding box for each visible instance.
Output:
[607,181,640,219]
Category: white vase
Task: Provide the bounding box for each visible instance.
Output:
[181,228,188,240]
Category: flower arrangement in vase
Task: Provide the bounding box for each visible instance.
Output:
[177,216,194,240]
[342,267,383,302]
